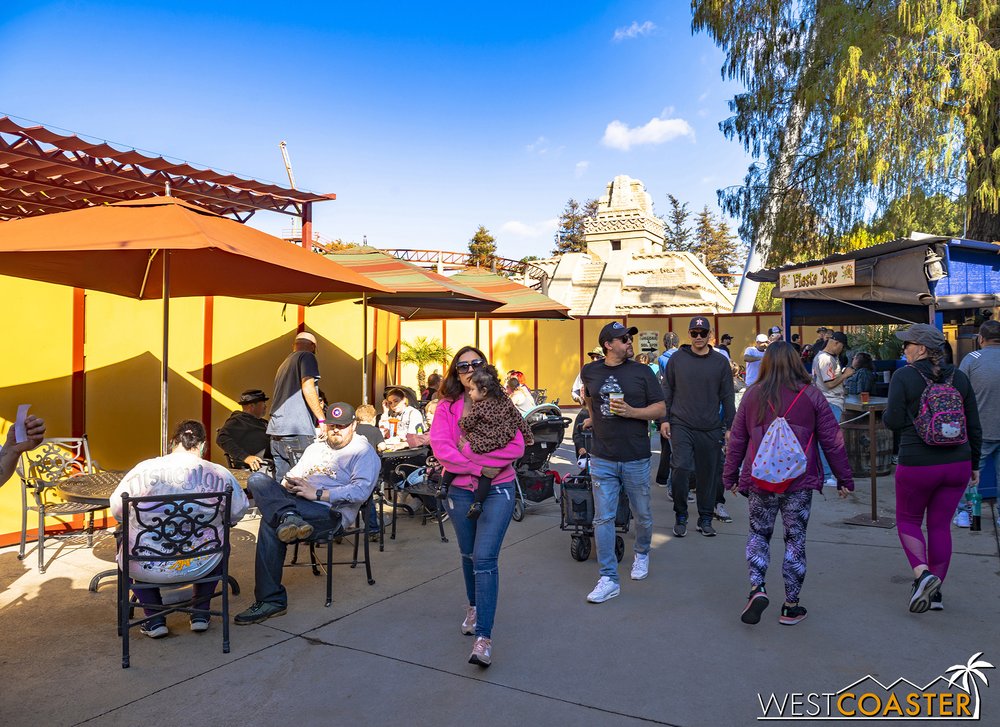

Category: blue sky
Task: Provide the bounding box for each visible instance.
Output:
[0,1,753,260]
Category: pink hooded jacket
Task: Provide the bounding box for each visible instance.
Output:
[430,396,526,492]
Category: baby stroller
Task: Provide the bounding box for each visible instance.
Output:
[511,403,571,522]
[559,434,632,562]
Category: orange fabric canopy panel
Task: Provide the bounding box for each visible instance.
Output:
[0,197,389,298]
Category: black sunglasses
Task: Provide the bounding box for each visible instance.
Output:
[456,358,486,373]
[690,330,710,338]
[614,335,632,344]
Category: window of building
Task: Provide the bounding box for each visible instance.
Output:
[611,240,621,251]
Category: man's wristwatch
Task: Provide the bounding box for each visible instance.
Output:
[315,487,326,502]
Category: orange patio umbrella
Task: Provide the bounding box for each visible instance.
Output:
[0,197,390,450]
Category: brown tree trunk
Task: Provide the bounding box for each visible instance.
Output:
[966,206,1000,242]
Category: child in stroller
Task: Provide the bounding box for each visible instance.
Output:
[440,365,534,520]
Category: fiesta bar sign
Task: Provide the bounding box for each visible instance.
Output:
[780,260,856,292]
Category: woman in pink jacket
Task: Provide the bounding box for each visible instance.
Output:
[430,346,526,668]
[723,342,853,626]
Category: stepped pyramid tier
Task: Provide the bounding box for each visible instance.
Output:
[540,176,734,316]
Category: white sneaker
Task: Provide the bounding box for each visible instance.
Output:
[630,553,649,580]
[953,510,971,528]
[823,478,837,487]
[586,576,620,603]
[714,503,733,523]
[461,605,477,635]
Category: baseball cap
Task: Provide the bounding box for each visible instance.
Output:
[816,327,829,334]
[325,402,356,426]
[238,388,268,405]
[688,316,711,331]
[830,331,849,345]
[296,331,317,344]
[768,326,781,335]
[598,321,638,347]
[720,333,733,341]
[755,334,769,343]
[587,346,605,359]
[894,323,946,349]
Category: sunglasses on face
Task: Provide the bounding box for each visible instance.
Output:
[456,358,486,373]
[614,335,632,344]
[690,330,709,338]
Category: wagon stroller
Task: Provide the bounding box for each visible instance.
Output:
[510,403,571,522]
[559,432,632,562]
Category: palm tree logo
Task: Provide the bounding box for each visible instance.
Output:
[945,652,994,719]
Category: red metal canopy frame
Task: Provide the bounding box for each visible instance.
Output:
[0,116,335,221]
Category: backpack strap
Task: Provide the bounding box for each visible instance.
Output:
[783,386,810,417]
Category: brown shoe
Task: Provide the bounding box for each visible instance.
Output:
[276,513,313,543]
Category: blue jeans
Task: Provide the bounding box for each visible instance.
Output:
[819,403,843,480]
[443,484,515,639]
[247,472,342,607]
[590,456,653,582]
[269,434,315,483]
[956,439,1000,514]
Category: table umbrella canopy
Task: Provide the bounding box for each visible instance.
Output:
[0,197,391,298]
[376,268,572,320]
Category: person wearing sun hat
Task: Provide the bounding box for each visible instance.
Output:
[572,346,606,403]
[216,388,270,472]
[883,323,982,614]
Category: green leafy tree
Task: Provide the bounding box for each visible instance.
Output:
[663,194,694,252]
[691,206,746,280]
[398,337,452,392]
[553,198,598,255]
[468,225,498,268]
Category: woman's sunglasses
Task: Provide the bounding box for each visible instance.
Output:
[690,330,709,339]
[456,358,486,373]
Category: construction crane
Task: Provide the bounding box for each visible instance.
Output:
[278,141,300,241]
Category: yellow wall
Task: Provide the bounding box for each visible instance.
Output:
[0,275,398,543]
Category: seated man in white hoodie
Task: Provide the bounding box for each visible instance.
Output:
[235,402,380,625]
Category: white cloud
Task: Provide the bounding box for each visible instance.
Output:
[501,218,559,238]
[613,20,656,42]
[601,115,695,151]
[525,136,550,155]
[575,160,590,178]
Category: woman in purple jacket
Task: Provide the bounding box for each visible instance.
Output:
[430,346,526,668]
[724,342,854,626]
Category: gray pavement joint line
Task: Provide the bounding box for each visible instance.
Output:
[299,638,684,727]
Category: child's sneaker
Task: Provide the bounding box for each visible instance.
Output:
[779,603,808,625]
[741,585,769,624]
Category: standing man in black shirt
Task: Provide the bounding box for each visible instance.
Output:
[580,321,665,603]
[661,316,735,538]
[267,331,325,483]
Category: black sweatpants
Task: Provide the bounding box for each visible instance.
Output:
[670,424,724,522]
[655,432,672,485]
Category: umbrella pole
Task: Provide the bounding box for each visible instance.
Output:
[362,293,369,405]
[161,252,170,455]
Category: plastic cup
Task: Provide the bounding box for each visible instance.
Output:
[860,391,870,404]
[609,392,624,414]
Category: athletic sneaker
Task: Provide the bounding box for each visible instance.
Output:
[953,510,971,528]
[189,618,210,633]
[930,591,944,611]
[586,576,620,603]
[234,600,288,625]
[140,620,169,639]
[469,637,492,667]
[697,519,717,537]
[276,512,314,543]
[630,553,649,580]
[672,518,688,538]
[657,480,670,488]
[714,503,733,523]
[823,477,837,487]
[741,585,769,624]
[461,605,477,635]
[780,604,808,625]
[909,570,941,613]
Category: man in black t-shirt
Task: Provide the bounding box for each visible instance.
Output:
[267,331,326,482]
[580,321,665,604]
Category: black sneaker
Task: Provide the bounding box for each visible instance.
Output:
[780,603,808,625]
[741,585,769,624]
[672,518,687,537]
[930,591,944,611]
[697,519,716,537]
[276,513,313,543]
[909,571,941,613]
[234,601,288,625]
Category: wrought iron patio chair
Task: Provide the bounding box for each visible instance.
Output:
[17,436,109,573]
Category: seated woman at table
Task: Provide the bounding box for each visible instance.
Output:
[505,376,536,416]
[844,352,876,396]
[110,420,249,639]
[378,388,425,442]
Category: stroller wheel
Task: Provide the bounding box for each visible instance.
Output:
[511,498,525,522]
[614,535,625,563]
[570,535,591,561]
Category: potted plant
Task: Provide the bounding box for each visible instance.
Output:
[399,337,453,392]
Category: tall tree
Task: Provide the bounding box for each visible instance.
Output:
[468,225,498,268]
[553,198,598,255]
[691,206,744,279]
[663,194,694,252]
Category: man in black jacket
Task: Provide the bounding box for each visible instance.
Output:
[217,389,271,471]
[660,316,735,537]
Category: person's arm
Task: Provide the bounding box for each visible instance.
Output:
[813,392,854,492]
[722,393,750,490]
[744,348,764,363]
[1,415,46,484]
[301,377,325,425]
[572,409,588,455]
[818,355,855,389]
[659,357,675,437]
[720,360,736,431]
[958,372,982,474]
[216,419,252,464]
[429,399,483,476]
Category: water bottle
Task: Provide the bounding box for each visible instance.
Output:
[970,486,982,532]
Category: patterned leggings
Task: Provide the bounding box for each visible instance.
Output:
[747,489,813,604]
